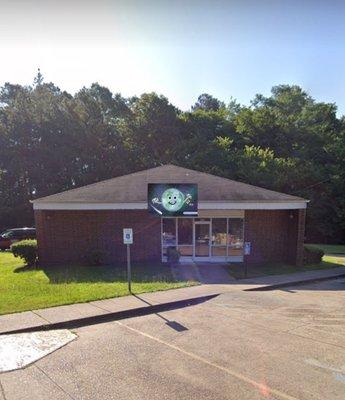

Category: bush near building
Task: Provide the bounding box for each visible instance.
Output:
[303,244,324,265]
[11,239,38,267]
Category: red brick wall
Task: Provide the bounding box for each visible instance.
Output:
[34,210,161,265]
[244,209,305,265]
[35,208,306,266]
[295,209,306,266]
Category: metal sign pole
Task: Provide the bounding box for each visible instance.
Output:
[123,228,133,294]
[127,244,131,293]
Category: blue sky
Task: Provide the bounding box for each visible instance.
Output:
[1,0,345,115]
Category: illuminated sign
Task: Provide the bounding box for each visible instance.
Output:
[148,184,198,216]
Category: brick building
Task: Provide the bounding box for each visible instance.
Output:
[32,165,307,266]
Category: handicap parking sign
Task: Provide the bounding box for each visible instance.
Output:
[123,228,133,244]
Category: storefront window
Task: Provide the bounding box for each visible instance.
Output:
[211,218,227,257]
[211,219,227,245]
[211,246,227,256]
[178,246,193,256]
[228,219,244,256]
[162,218,176,247]
[177,219,193,257]
[178,218,193,245]
[162,217,244,260]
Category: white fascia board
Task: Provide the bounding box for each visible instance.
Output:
[33,202,147,210]
[33,200,307,210]
[199,201,307,210]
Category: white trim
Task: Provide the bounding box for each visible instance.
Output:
[162,256,243,263]
[199,210,244,218]
[33,202,147,210]
[33,200,307,210]
[199,201,307,210]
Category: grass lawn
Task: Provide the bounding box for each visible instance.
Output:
[309,243,345,255]
[228,251,345,280]
[0,252,196,315]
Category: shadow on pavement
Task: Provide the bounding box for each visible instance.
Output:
[133,294,188,332]
[1,294,218,336]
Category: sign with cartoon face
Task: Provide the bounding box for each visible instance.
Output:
[148,184,198,216]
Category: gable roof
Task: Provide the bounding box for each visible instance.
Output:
[33,164,306,205]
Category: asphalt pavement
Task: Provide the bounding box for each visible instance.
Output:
[1,277,344,399]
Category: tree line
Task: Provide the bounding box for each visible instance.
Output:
[0,73,344,243]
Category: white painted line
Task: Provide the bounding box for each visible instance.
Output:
[0,330,77,373]
[117,321,299,400]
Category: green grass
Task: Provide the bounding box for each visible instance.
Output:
[0,252,196,315]
[309,244,345,255]
[228,254,345,280]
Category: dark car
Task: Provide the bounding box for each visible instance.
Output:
[0,227,36,250]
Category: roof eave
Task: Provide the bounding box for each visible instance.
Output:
[33,200,308,211]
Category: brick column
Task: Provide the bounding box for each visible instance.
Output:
[295,208,306,266]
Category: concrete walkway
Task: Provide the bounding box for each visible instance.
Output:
[0,285,223,335]
[172,262,236,284]
[237,265,345,290]
[1,266,344,335]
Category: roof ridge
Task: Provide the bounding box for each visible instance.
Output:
[32,164,169,202]
[32,163,306,203]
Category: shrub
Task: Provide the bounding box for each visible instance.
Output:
[303,245,324,265]
[11,239,38,266]
[167,246,180,264]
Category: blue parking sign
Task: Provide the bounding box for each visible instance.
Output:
[123,228,133,244]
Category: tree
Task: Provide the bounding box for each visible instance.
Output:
[191,93,225,112]
[118,93,184,168]
[0,78,344,243]
[234,85,344,242]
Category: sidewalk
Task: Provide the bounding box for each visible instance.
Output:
[0,285,222,335]
[1,266,344,335]
[237,265,345,290]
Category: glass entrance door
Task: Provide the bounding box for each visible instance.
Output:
[194,222,211,258]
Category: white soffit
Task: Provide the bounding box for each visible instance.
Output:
[33,201,307,210]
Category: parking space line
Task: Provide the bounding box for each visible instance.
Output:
[117,321,299,400]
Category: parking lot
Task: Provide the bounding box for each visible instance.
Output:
[1,278,345,400]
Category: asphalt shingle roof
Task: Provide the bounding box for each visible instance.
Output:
[33,164,306,204]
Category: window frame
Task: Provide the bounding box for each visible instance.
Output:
[161,216,244,261]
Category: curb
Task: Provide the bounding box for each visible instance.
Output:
[244,273,345,291]
[0,294,219,336]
